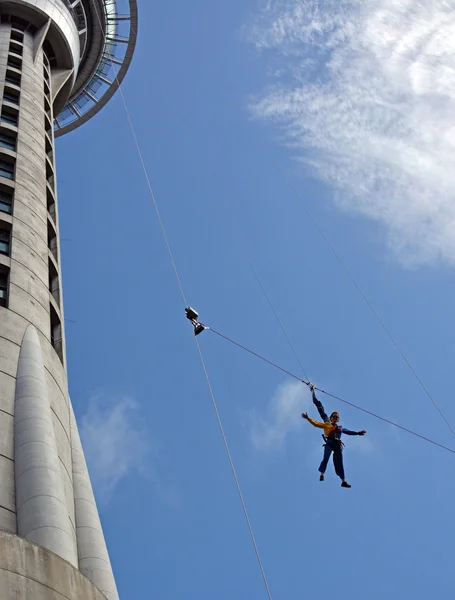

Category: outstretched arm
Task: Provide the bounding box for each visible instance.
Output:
[302,413,326,429]
[311,388,329,422]
[342,428,367,436]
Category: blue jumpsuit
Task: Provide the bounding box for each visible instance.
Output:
[311,390,360,480]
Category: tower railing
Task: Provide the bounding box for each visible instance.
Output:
[54,0,138,137]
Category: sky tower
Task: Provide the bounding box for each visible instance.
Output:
[0,1,137,598]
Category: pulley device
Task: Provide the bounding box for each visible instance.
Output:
[185,307,206,336]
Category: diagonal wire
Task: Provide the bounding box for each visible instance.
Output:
[89,1,187,308]
[88,4,273,597]
[318,388,455,455]
[208,326,309,383]
[275,164,455,438]
[207,326,455,455]
[249,261,309,381]
[114,96,189,308]
[194,337,273,600]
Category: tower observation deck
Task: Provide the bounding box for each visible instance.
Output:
[0,1,137,599]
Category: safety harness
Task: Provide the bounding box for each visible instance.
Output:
[322,425,344,448]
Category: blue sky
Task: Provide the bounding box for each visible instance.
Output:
[56,1,455,598]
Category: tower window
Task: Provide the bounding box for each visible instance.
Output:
[0,227,10,256]
[50,304,63,362]
[43,42,57,68]
[0,191,12,214]
[0,159,14,180]
[10,30,24,43]
[11,19,27,31]
[0,132,16,151]
[45,132,53,164]
[7,54,22,70]
[44,111,53,131]
[9,42,23,56]
[1,108,18,127]
[49,259,60,306]
[5,71,20,87]
[46,156,54,185]
[0,268,8,307]
[3,89,19,105]
[47,187,55,220]
[47,220,58,262]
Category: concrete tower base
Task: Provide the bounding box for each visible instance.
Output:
[0,530,108,599]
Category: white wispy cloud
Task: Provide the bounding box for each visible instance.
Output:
[247,0,455,266]
[80,394,153,504]
[250,379,310,451]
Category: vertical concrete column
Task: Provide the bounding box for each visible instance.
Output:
[0,22,18,537]
[14,325,77,565]
[0,2,137,595]
[1,19,71,545]
[11,26,53,343]
[71,406,119,600]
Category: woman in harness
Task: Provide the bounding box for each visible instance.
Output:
[302,385,366,488]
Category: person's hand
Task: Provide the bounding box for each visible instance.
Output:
[302,413,309,420]
[308,382,315,391]
[358,430,366,436]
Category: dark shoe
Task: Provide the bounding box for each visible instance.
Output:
[341,481,351,488]
[319,473,324,481]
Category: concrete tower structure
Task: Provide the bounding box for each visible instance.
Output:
[0,1,137,598]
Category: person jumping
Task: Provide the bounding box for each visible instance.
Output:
[302,384,366,488]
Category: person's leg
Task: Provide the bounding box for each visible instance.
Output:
[319,445,332,480]
[333,447,350,487]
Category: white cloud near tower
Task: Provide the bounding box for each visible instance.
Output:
[81,394,152,503]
